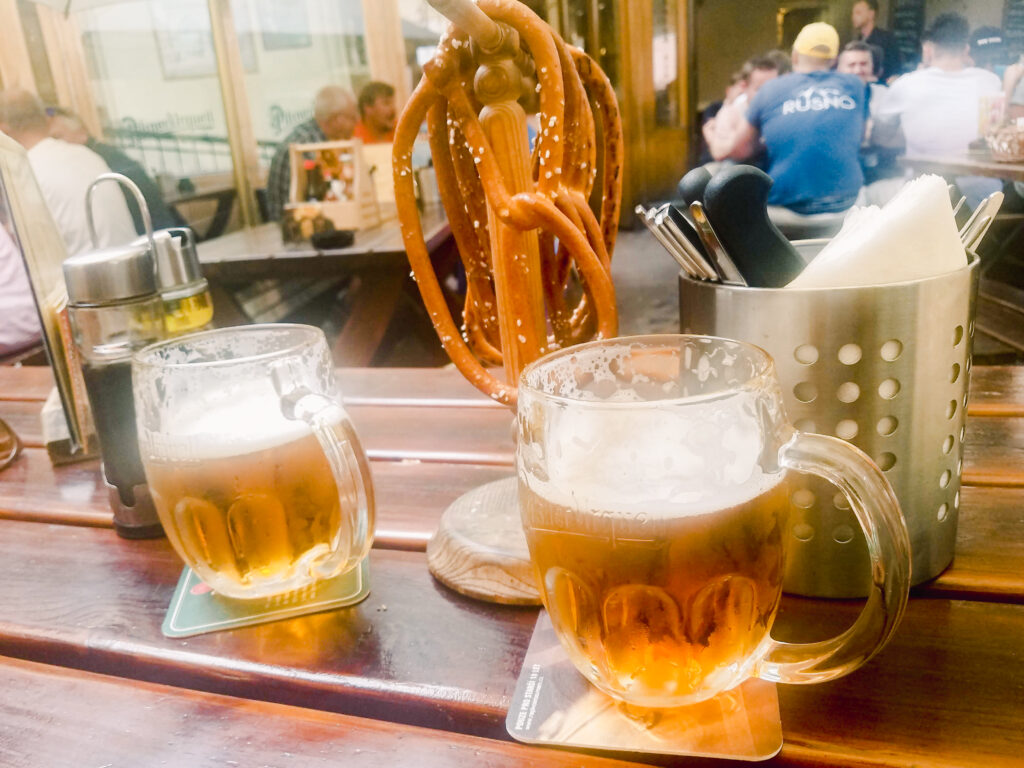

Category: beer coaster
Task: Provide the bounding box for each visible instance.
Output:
[162,557,370,638]
[506,611,783,761]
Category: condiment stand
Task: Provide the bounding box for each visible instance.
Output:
[393,0,623,604]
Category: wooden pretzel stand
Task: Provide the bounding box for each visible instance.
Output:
[393,0,623,604]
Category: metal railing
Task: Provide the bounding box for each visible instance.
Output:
[103,126,277,181]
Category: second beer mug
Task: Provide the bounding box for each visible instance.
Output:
[516,335,910,708]
[132,324,374,599]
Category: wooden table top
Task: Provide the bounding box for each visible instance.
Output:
[1,365,1023,766]
[900,150,1024,183]
[196,204,450,280]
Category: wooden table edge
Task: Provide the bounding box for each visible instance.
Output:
[962,470,1024,487]
[968,403,1024,418]
[0,655,648,768]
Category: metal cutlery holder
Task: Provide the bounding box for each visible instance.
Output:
[679,247,980,597]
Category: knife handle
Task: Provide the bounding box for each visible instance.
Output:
[702,165,805,288]
[677,166,713,208]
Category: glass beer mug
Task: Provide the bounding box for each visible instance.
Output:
[133,324,374,599]
[516,335,910,708]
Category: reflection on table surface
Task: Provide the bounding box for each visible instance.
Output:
[196,203,449,274]
[196,205,455,366]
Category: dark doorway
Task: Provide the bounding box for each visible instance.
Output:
[778,5,827,50]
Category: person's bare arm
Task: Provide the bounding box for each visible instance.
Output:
[1004,61,1024,102]
[718,117,760,161]
[702,116,718,147]
[705,101,753,160]
[1004,60,1024,121]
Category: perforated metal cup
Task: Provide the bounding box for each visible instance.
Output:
[679,249,980,597]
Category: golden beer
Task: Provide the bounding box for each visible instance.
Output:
[146,415,366,598]
[521,475,790,707]
[133,325,375,601]
[517,335,910,707]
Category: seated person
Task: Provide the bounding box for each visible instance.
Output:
[251,87,360,336]
[875,13,1002,208]
[354,82,397,144]
[0,89,136,257]
[1002,52,1024,122]
[715,23,868,217]
[266,86,358,222]
[837,41,876,84]
[48,107,184,234]
[695,67,750,166]
[969,26,1009,76]
[0,224,42,356]
[838,41,903,189]
[704,54,787,164]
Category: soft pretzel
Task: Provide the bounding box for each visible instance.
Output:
[393,0,622,405]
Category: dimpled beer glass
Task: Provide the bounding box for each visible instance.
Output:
[133,325,374,599]
[517,335,910,708]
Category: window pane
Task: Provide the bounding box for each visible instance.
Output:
[595,0,619,89]
[396,0,446,85]
[235,0,369,163]
[564,0,588,50]
[77,0,238,236]
[75,0,374,235]
[17,1,58,105]
[80,0,235,176]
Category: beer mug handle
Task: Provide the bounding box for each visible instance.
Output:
[274,373,375,577]
[757,431,911,685]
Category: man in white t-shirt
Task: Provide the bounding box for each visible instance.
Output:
[876,13,1002,207]
[0,224,42,355]
[0,90,135,257]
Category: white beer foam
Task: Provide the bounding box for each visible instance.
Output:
[523,340,742,404]
[149,392,338,461]
[522,390,782,517]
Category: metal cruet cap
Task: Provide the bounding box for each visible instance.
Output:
[133,227,204,292]
[62,242,158,306]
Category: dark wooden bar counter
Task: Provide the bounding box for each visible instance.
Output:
[1,365,1023,766]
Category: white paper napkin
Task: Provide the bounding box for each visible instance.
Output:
[788,175,967,288]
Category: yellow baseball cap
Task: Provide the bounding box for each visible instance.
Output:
[793,22,840,59]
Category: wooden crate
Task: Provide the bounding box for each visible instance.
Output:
[361,142,397,219]
[287,140,380,230]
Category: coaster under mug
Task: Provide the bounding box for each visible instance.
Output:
[507,611,783,761]
[163,557,370,638]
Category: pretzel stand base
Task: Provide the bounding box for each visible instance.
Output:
[394,0,622,604]
[427,477,540,605]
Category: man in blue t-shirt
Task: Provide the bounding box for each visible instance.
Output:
[716,22,868,215]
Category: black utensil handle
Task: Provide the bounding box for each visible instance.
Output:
[678,166,713,208]
[702,165,806,288]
